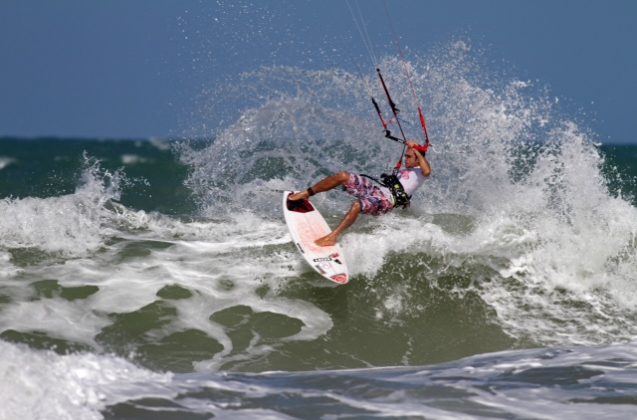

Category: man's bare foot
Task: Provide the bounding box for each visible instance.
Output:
[288,190,310,201]
[315,234,337,247]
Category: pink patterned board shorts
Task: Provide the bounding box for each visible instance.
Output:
[343,173,394,216]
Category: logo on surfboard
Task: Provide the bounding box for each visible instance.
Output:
[312,253,342,264]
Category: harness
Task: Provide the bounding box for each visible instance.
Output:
[361,172,411,209]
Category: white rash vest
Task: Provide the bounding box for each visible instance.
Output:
[397,167,427,196]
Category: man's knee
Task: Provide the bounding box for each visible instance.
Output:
[336,171,350,183]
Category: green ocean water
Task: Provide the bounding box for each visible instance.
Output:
[600,144,637,203]
[0,136,635,369]
[2,137,636,210]
[0,137,193,215]
[2,135,637,418]
[0,131,513,369]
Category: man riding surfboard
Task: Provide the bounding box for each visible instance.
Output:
[288,140,430,246]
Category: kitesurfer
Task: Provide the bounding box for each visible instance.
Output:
[288,140,430,246]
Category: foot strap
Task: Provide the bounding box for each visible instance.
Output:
[307,187,315,197]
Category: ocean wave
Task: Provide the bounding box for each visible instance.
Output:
[0,340,172,420]
[0,157,16,170]
[0,155,122,257]
[3,338,636,419]
[174,40,637,351]
[1,41,636,388]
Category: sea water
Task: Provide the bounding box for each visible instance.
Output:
[1,43,637,419]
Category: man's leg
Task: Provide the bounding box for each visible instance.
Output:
[315,201,361,246]
[289,171,350,201]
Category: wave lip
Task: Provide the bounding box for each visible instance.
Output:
[0,155,121,257]
[0,157,16,170]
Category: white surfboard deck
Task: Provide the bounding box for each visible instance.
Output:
[282,191,349,285]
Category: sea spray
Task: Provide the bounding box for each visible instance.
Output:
[178,41,637,349]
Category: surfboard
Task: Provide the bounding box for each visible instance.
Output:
[282,191,349,285]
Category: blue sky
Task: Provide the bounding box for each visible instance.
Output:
[1,0,636,143]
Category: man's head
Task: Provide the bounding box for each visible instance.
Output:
[405,151,418,167]
[405,145,426,167]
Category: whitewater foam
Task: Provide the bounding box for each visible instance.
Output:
[0,186,338,371]
[0,156,122,257]
[0,156,16,170]
[176,42,637,347]
[0,340,172,420]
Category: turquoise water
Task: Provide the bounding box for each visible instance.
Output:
[2,46,637,418]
